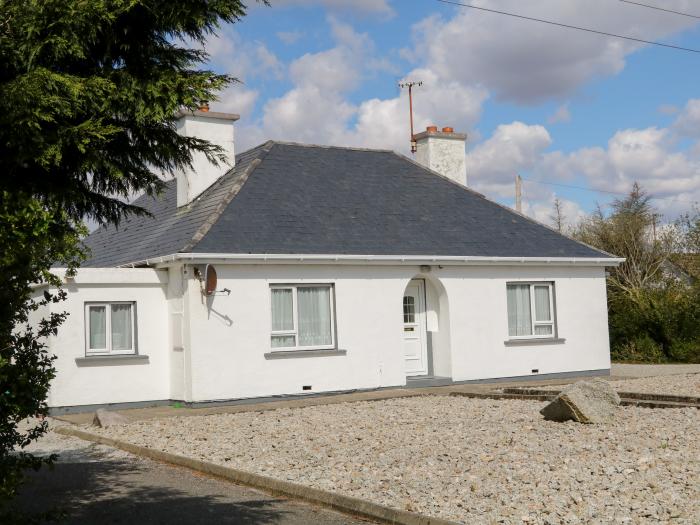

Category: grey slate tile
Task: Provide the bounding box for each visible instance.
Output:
[82,142,610,267]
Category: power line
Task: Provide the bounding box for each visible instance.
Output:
[435,0,700,54]
[520,176,699,205]
[618,0,700,20]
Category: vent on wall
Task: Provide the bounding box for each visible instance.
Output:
[531,369,539,374]
[302,385,312,391]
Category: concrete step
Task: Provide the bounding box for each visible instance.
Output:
[500,387,700,409]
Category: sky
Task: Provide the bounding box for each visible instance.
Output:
[202,0,700,228]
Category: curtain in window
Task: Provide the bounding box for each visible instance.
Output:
[89,306,107,349]
[271,289,294,331]
[297,286,332,346]
[507,284,532,336]
[111,304,133,351]
[534,286,551,321]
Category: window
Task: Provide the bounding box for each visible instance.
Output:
[270,285,335,350]
[506,283,555,338]
[85,302,136,355]
[403,296,415,323]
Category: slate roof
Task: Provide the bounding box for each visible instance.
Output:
[82,141,611,267]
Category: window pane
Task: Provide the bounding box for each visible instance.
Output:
[271,335,296,348]
[111,304,133,351]
[403,296,415,323]
[534,286,551,322]
[271,289,294,331]
[535,324,553,336]
[507,285,532,336]
[89,306,107,349]
[297,287,332,346]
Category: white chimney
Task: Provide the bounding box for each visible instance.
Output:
[174,108,239,207]
[414,126,467,186]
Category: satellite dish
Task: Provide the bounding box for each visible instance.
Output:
[204,264,217,296]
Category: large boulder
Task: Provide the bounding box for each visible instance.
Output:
[540,378,620,424]
[92,408,130,428]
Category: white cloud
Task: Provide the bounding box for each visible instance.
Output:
[464,116,700,222]
[277,30,303,45]
[535,126,700,217]
[547,104,571,124]
[413,0,698,104]
[522,194,586,231]
[673,99,700,137]
[271,0,393,16]
[214,84,259,117]
[235,15,487,153]
[204,30,283,81]
[466,122,552,197]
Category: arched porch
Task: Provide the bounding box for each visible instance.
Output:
[401,273,452,386]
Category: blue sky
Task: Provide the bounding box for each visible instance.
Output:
[203,0,700,226]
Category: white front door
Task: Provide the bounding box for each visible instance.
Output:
[403,279,428,376]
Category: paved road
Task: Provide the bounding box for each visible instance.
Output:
[16,424,371,525]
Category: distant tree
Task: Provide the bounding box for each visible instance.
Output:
[550,197,566,233]
[572,183,672,298]
[672,206,700,278]
[572,183,700,363]
[0,0,257,518]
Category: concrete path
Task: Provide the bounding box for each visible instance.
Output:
[16,424,371,525]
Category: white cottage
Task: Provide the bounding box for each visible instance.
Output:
[39,110,622,413]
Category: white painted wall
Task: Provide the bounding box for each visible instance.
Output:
[438,265,611,381]
[182,263,611,402]
[42,263,611,407]
[45,268,170,408]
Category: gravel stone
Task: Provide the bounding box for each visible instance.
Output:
[608,374,700,397]
[545,373,700,398]
[90,397,700,524]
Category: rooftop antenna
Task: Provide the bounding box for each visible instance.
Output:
[399,81,422,153]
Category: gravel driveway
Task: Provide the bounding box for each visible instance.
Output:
[607,373,700,397]
[543,373,700,397]
[89,397,700,524]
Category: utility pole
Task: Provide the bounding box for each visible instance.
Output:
[398,81,422,153]
[515,174,522,213]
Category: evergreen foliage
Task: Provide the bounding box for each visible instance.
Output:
[0,0,254,517]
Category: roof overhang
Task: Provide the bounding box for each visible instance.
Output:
[123,253,625,268]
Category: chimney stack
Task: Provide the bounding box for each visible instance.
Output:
[414,125,467,186]
[174,109,239,207]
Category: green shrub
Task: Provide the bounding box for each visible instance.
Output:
[611,334,666,363]
[667,340,700,363]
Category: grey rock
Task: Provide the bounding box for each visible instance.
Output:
[92,408,130,428]
[540,379,620,424]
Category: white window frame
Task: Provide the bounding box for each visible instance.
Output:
[269,284,336,351]
[84,302,136,356]
[506,282,556,340]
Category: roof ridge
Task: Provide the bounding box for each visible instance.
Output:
[267,140,394,154]
[391,150,613,258]
[180,141,275,253]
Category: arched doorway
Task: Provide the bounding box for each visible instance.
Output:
[403,279,428,376]
[402,275,452,383]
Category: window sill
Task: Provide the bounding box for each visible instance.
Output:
[75,354,149,366]
[504,338,566,347]
[264,349,347,359]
